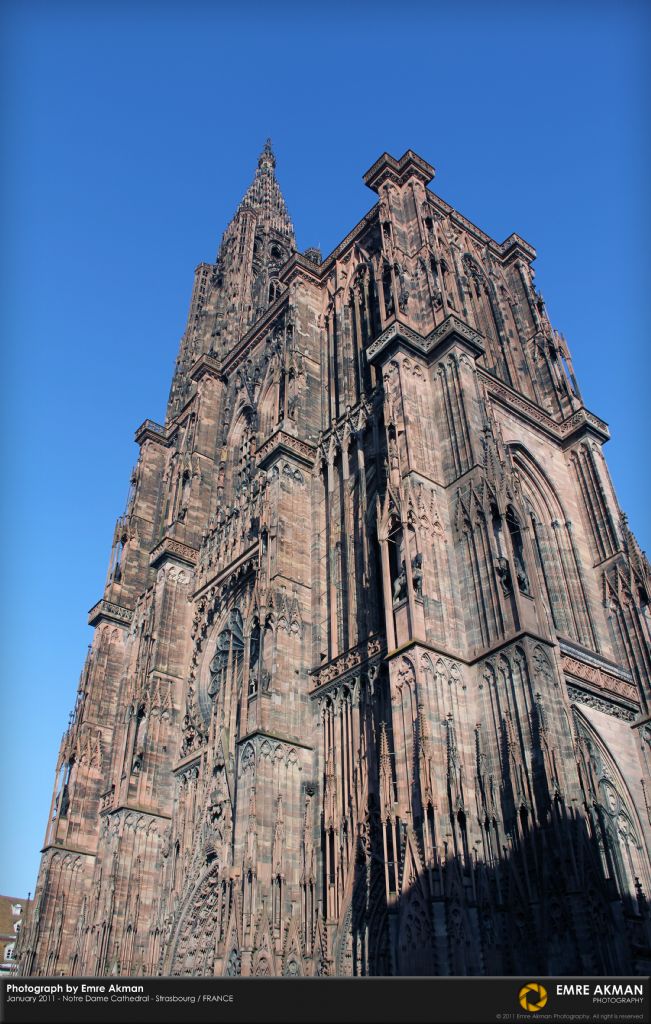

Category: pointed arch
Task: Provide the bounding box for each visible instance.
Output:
[198,606,245,727]
[573,706,651,905]
[508,442,596,648]
[223,405,257,505]
[462,252,514,386]
[397,864,435,975]
[282,915,305,976]
[257,351,282,441]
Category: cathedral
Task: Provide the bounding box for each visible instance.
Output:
[18,143,651,977]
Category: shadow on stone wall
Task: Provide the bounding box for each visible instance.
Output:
[343,798,651,977]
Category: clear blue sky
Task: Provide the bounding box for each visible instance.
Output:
[1,0,649,898]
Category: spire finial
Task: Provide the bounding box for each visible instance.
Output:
[258,138,276,171]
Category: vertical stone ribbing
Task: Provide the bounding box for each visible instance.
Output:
[19,146,651,980]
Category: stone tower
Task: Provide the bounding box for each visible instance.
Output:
[18,145,651,978]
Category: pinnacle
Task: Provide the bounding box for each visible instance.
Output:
[230,139,294,242]
[258,138,276,172]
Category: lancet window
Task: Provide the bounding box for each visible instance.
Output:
[248,619,261,697]
[225,410,256,505]
[512,445,596,647]
[208,609,245,704]
[52,760,73,821]
[463,254,513,386]
[505,506,530,595]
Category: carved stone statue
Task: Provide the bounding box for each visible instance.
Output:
[495,556,512,596]
[412,552,423,597]
[389,437,399,473]
[513,552,530,594]
[393,561,407,604]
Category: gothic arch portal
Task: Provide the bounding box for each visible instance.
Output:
[572,706,651,905]
[165,863,222,976]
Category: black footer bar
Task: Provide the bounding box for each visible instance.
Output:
[2,975,649,1024]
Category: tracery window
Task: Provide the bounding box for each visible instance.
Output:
[224,410,256,505]
[208,609,244,703]
[225,948,241,976]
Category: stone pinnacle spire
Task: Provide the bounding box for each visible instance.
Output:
[228,138,295,244]
[258,137,275,171]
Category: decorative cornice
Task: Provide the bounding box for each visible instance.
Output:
[500,233,537,263]
[173,751,203,776]
[467,629,555,665]
[237,728,313,751]
[102,804,172,821]
[385,636,465,665]
[280,252,324,287]
[558,638,633,682]
[256,429,317,469]
[366,314,484,365]
[40,842,96,858]
[88,598,134,628]
[425,313,485,359]
[363,150,435,192]
[310,635,385,694]
[561,652,638,706]
[567,685,636,722]
[99,787,116,815]
[481,374,561,440]
[189,353,223,383]
[193,548,259,600]
[366,320,425,362]
[149,536,199,569]
[426,190,537,264]
[134,419,168,447]
[481,372,610,445]
[558,407,610,445]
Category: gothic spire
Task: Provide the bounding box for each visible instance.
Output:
[225,138,295,247]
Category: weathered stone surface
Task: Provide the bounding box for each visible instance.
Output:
[17,144,651,979]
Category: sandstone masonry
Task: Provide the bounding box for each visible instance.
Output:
[17,144,651,977]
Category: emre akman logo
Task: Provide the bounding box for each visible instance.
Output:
[518,983,548,1013]
[558,982,645,1005]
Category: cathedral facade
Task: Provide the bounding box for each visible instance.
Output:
[18,144,651,977]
